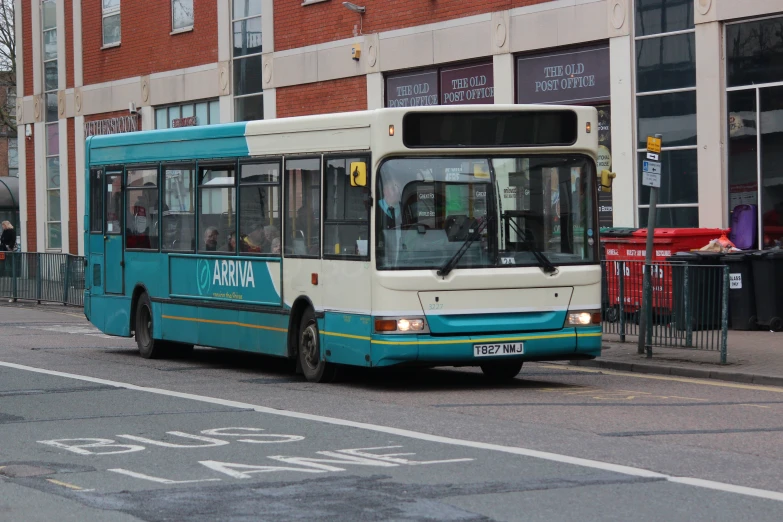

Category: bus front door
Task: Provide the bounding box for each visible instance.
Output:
[103,171,124,294]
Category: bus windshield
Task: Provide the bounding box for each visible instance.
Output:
[376,155,597,270]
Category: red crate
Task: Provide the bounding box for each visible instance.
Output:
[602,229,727,315]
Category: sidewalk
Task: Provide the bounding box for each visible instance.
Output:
[564,330,783,387]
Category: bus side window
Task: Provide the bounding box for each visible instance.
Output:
[162,166,196,252]
[89,170,103,233]
[198,165,236,254]
[125,167,159,250]
[239,162,280,255]
[323,157,370,258]
[284,158,321,258]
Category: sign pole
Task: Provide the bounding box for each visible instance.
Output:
[638,134,662,356]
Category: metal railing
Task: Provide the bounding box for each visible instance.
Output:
[0,252,85,307]
[602,259,729,361]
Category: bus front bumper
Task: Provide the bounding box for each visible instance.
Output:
[369,326,602,368]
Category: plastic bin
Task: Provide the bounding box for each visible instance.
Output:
[600,227,638,237]
[750,251,783,332]
[602,228,727,315]
[668,252,726,331]
[721,252,757,331]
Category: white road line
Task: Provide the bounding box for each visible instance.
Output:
[2,360,783,503]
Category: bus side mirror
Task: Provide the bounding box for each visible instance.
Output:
[350,162,367,187]
[599,170,616,193]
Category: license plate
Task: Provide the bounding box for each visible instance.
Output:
[473,342,524,357]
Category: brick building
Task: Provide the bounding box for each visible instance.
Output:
[13,0,783,254]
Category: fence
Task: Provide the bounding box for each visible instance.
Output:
[0,252,85,307]
[601,259,729,362]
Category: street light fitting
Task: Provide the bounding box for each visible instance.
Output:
[342,2,365,14]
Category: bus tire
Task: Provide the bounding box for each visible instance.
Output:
[298,308,338,383]
[135,293,165,359]
[480,361,523,381]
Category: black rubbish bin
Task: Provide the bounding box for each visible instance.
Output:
[721,252,757,331]
[751,251,783,332]
[668,252,726,331]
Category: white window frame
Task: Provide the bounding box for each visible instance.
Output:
[232,1,264,121]
[633,2,699,225]
[102,0,121,47]
[171,0,194,33]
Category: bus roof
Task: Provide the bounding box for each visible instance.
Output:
[87,105,597,166]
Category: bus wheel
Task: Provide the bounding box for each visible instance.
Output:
[135,293,164,359]
[480,362,523,381]
[298,308,338,383]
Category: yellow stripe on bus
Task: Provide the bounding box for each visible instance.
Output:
[322,331,372,341]
[161,315,288,333]
[160,315,600,344]
[370,333,578,346]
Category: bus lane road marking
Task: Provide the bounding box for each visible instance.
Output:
[37,428,473,486]
[3,360,783,503]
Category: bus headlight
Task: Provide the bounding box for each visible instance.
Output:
[567,310,601,326]
[374,317,428,333]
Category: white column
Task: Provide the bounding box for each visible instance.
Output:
[366,72,383,109]
[58,119,69,253]
[140,106,155,130]
[492,54,515,105]
[695,21,726,228]
[608,35,636,227]
[218,0,231,62]
[73,0,83,87]
[263,89,277,119]
[17,128,28,252]
[75,116,85,255]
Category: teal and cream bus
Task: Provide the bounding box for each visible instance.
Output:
[84,105,602,382]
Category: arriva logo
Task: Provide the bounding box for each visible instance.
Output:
[212,259,255,288]
[196,259,256,295]
[196,259,212,296]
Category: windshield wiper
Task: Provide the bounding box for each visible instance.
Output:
[437,215,493,277]
[501,213,558,275]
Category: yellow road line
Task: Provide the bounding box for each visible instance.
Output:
[542,364,783,393]
[46,479,83,490]
[161,315,287,332]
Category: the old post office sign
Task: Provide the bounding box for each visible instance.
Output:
[516,46,610,105]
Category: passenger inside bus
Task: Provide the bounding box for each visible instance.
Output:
[203,226,219,251]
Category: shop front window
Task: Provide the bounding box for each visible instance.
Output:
[727,16,783,249]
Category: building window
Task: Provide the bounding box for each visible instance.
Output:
[42,0,61,249]
[102,0,121,46]
[8,138,17,177]
[172,0,193,31]
[634,0,697,227]
[155,100,220,129]
[727,16,783,249]
[232,0,263,122]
